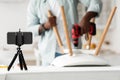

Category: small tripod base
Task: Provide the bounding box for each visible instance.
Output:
[8,46,27,71]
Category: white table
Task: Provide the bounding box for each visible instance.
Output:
[0,68,6,80]
[1,66,120,80]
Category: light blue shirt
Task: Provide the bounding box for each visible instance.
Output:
[27,0,102,66]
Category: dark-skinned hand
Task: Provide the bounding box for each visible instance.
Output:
[79,12,97,35]
[44,16,57,30]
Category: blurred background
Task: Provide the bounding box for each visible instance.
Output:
[0,0,120,66]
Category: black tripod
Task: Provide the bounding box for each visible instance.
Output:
[8,46,28,71]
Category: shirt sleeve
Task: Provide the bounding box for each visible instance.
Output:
[79,0,103,16]
[27,0,40,36]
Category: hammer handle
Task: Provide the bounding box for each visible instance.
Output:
[95,6,117,56]
[48,10,64,54]
[60,6,73,56]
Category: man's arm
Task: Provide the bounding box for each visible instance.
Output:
[39,16,57,35]
[27,0,41,36]
[79,12,97,34]
[27,0,57,36]
[79,0,102,34]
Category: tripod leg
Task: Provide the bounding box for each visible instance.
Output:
[8,53,18,71]
[19,52,23,70]
[20,50,28,70]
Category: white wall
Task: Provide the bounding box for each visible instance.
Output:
[0,0,119,53]
[0,0,29,49]
[110,0,120,53]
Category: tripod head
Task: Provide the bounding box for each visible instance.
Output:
[7,29,33,47]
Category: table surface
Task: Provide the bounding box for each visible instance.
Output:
[1,66,120,80]
[1,50,120,80]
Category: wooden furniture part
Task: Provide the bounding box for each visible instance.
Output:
[48,10,64,54]
[60,6,73,56]
[95,6,117,56]
[87,18,95,50]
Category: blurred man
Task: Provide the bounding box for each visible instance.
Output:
[27,0,102,66]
